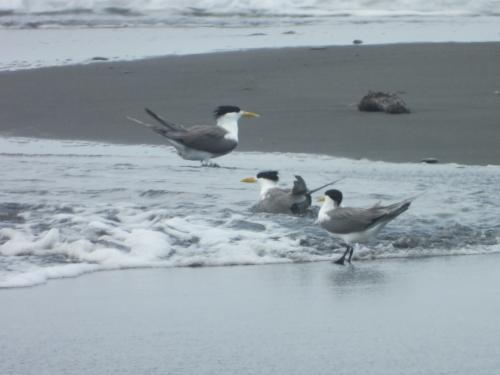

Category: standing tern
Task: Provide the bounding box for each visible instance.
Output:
[127,106,259,167]
[241,171,342,215]
[317,189,414,265]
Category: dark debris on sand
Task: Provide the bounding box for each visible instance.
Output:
[358,91,410,114]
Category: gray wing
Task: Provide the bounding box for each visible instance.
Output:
[292,175,308,195]
[323,207,381,233]
[170,126,237,154]
[129,113,237,155]
[254,188,309,214]
[290,175,312,214]
[323,200,412,233]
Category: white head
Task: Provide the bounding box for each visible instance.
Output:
[214,105,260,141]
[318,189,342,221]
[241,170,279,198]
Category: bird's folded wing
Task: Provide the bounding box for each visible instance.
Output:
[325,207,381,233]
[254,188,293,213]
[292,175,308,196]
[170,126,237,153]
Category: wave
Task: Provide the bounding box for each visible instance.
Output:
[1,137,499,288]
[1,0,499,29]
[3,0,499,17]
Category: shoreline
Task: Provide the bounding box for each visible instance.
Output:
[2,18,500,72]
[2,135,500,168]
[1,42,500,165]
[0,39,497,73]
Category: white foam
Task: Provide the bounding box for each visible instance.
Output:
[1,136,499,288]
[0,263,100,288]
[2,0,498,18]
[0,227,60,256]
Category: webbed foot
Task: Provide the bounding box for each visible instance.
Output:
[333,257,346,265]
[333,245,351,266]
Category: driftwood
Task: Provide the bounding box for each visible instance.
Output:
[358,91,410,114]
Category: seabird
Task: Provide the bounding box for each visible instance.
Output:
[317,189,414,265]
[126,105,259,167]
[241,171,341,215]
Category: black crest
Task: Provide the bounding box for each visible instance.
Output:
[257,170,279,182]
[214,105,241,118]
[325,189,343,205]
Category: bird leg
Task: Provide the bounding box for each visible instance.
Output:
[347,245,354,263]
[333,245,352,265]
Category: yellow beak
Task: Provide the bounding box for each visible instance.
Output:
[241,177,257,183]
[316,196,326,202]
[241,111,260,118]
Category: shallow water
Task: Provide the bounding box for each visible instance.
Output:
[1,136,499,287]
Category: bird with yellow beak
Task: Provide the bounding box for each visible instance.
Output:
[127,105,259,167]
[241,171,341,215]
[317,189,414,265]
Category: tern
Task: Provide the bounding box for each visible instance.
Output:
[241,171,341,215]
[317,189,414,265]
[127,106,259,167]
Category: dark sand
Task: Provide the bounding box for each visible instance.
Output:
[1,255,500,375]
[1,43,500,164]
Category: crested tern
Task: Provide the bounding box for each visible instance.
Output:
[317,189,414,265]
[241,171,341,215]
[127,106,259,167]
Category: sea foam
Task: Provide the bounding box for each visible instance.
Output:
[2,0,498,18]
[1,137,499,288]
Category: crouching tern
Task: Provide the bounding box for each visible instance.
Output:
[317,189,414,265]
[241,171,341,215]
[126,106,259,167]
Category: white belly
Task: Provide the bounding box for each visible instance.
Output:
[167,140,217,161]
[335,223,386,244]
[179,148,217,161]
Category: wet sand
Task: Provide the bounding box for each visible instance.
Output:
[1,42,500,164]
[1,254,500,375]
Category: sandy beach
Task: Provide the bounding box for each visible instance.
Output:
[1,254,500,375]
[1,42,500,165]
[2,37,500,375]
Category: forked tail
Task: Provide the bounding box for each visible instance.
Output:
[144,108,185,132]
[308,178,344,195]
[125,115,172,138]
